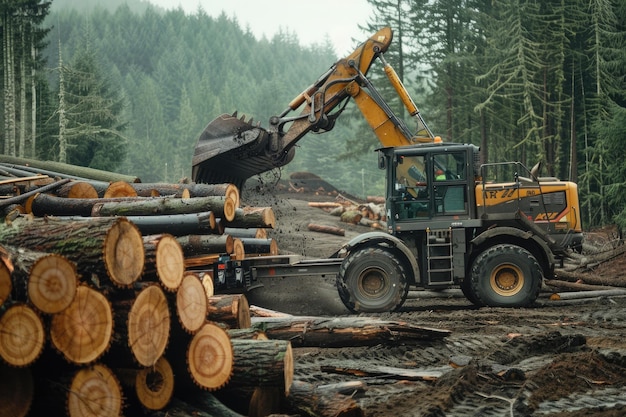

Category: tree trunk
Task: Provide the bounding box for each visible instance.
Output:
[143,234,184,292]
[251,316,451,347]
[0,303,45,367]
[207,294,251,329]
[50,285,113,364]
[0,216,144,288]
[92,195,237,222]
[175,272,208,334]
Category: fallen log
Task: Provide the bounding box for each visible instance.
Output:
[92,195,237,222]
[555,268,626,288]
[250,315,451,347]
[0,363,33,417]
[227,339,294,394]
[50,285,113,364]
[544,279,620,292]
[207,294,251,329]
[307,223,345,236]
[0,216,144,288]
[285,379,363,417]
[321,364,443,381]
[0,303,45,367]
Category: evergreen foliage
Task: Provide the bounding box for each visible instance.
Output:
[1,0,625,227]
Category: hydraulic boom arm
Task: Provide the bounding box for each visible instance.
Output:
[192,27,434,188]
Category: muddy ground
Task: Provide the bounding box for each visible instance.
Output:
[239,176,626,417]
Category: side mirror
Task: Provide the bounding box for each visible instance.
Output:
[378,152,386,170]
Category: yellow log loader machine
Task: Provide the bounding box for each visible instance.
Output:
[191,27,583,312]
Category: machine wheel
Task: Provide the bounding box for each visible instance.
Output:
[336,247,409,313]
[470,244,542,307]
[460,278,483,306]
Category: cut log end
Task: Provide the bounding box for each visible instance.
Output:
[0,304,45,367]
[51,285,113,364]
[104,181,137,198]
[187,322,233,391]
[129,285,170,367]
[103,218,145,287]
[28,254,78,314]
[67,181,99,199]
[135,356,175,410]
[154,234,185,291]
[176,273,208,334]
[67,364,122,417]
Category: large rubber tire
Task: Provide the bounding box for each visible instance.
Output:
[470,244,542,307]
[336,247,409,313]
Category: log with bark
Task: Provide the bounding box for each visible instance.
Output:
[67,363,123,417]
[224,227,267,239]
[227,339,294,395]
[0,178,71,210]
[175,272,208,334]
[180,321,234,391]
[115,356,175,411]
[92,195,237,222]
[0,303,45,367]
[129,182,239,205]
[250,315,451,347]
[308,223,345,236]
[143,234,185,292]
[0,216,145,288]
[226,206,276,229]
[207,294,251,329]
[240,237,279,257]
[284,379,363,417]
[1,245,77,314]
[29,192,143,217]
[176,234,234,257]
[148,396,245,417]
[0,259,10,307]
[340,210,363,225]
[50,285,114,364]
[123,211,217,236]
[54,180,101,198]
[0,155,141,183]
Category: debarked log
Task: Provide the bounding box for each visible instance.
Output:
[0,216,144,288]
[250,316,451,347]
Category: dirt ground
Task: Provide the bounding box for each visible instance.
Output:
[239,176,626,417]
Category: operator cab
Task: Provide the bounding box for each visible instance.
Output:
[381,143,480,233]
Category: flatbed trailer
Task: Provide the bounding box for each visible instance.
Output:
[198,254,343,294]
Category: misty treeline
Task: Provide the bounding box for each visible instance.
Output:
[1,0,625,228]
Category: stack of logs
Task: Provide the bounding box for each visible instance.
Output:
[307,195,387,237]
[0,161,290,417]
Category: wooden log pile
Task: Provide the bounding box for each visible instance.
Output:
[0,161,290,417]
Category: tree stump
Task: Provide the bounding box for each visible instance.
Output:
[67,364,123,417]
[186,322,233,391]
[50,285,113,364]
[207,294,251,329]
[143,234,185,292]
[0,303,45,367]
[176,272,208,334]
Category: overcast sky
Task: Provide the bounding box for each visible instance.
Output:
[145,0,373,55]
